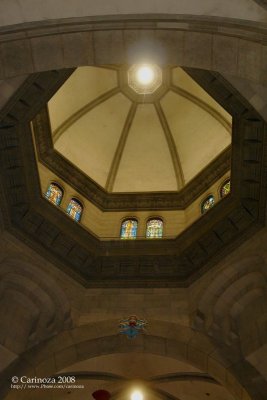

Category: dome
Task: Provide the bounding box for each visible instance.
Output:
[48,65,231,194]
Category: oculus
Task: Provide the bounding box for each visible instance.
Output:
[131,391,144,400]
[128,64,162,94]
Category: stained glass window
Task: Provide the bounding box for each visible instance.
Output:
[120,219,138,239]
[201,195,215,214]
[66,198,83,222]
[45,182,63,206]
[220,179,231,198]
[146,218,163,238]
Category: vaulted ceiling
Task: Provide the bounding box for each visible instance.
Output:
[47,66,231,193]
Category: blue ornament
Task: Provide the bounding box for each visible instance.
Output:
[119,315,147,339]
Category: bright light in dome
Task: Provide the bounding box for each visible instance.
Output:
[136,65,154,85]
[131,390,143,400]
[128,64,162,94]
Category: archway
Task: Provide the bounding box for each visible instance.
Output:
[1,320,254,399]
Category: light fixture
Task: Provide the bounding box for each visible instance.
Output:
[136,65,155,85]
[131,390,143,400]
[127,64,162,95]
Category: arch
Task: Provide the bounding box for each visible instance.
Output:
[201,194,215,214]
[146,218,163,238]
[0,257,72,354]
[45,182,63,206]
[120,218,138,239]
[66,197,83,222]
[0,1,265,28]
[220,178,231,198]
[193,255,267,344]
[0,320,253,400]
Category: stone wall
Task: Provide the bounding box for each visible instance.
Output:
[1,224,267,398]
[0,0,265,28]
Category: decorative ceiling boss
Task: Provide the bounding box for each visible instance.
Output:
[119,315,148,339]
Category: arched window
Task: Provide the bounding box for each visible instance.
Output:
[201,195,215,214]
[66,198,83,222]
[146,218,163,238]
[120,219,138,239]
[220,179,231,198]
[45,182,63,206]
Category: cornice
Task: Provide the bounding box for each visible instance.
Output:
[1,15,267,44]
[33,107,231,211]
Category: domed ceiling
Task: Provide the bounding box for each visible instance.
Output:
[0,65,264,287]
[48,66,231,193]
